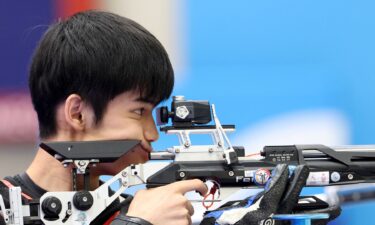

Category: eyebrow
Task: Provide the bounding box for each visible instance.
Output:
[135,97,156,106]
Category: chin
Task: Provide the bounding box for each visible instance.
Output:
[124,147,150,164]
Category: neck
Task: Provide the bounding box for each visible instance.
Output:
[26,148,100,192]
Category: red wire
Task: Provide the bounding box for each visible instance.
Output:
[246,152,260,157]
[202,181,220,210]
[202,193,215,210]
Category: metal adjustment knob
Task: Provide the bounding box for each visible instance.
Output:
[73,191,94,211]
[41,196,62,219]
[158,106,169,123]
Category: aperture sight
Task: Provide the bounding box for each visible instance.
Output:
[156,96,212,127]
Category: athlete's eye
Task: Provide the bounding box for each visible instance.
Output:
[134,108,145,116]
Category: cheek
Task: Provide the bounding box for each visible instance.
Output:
[97,122,145,140]
[117,126,144,140]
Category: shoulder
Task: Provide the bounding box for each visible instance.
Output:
[0,175,35,207]
[0,176,22,207]
[0,182,9,208]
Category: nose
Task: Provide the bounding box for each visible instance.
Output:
[144,117,159,142]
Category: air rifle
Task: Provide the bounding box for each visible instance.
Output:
[147,96,375,188]
[1,96,375,225]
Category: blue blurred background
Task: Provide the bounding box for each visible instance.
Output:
[1,1,375,224]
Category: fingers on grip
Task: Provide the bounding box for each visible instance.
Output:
[278,165,310,213]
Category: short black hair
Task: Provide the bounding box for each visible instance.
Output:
[29,10,174,138]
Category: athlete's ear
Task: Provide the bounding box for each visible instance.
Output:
[64,94,93,131]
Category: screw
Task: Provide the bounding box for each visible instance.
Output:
[51,203,56,208]
[83,197,88,202]
[228,171,234,177]
[179,172,186,178]
[218,141,222,147]
[184,142,190,148]
[208,148,214,153]
[176,106,189,119]
[78,161,86,166]
[330,172,341,182]
[122,181,128,186]
[348,174,354,180]
[175,148,180,153]
[122,171,128,177]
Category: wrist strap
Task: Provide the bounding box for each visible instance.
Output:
[112,215,153,225]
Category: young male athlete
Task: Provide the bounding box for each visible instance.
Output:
[0,10,207,225]
[0,10,340,225]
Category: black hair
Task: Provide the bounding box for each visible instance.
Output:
[29,10,174,138]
